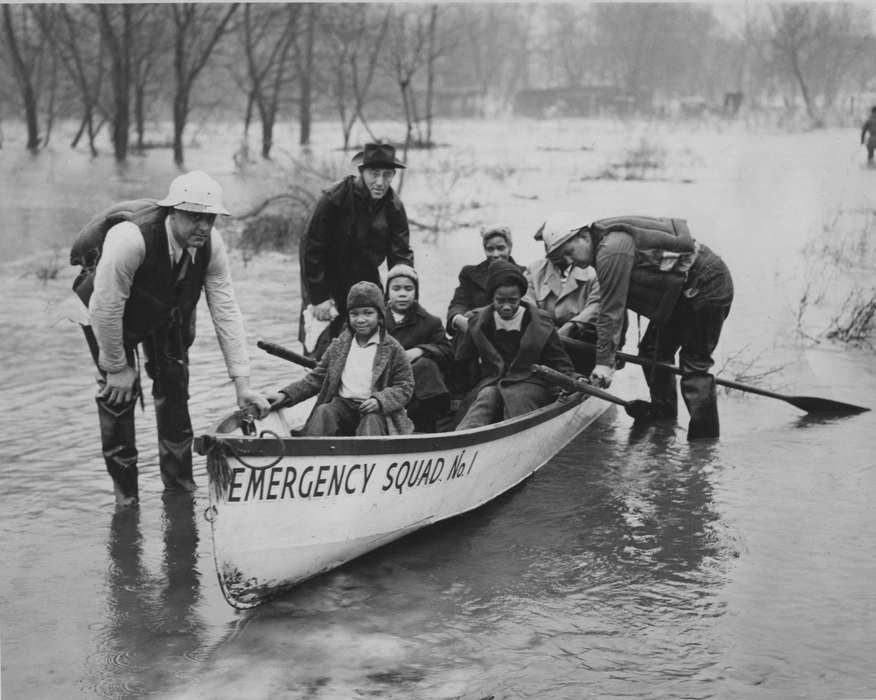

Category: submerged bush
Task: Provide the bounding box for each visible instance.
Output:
[796,207,876,346]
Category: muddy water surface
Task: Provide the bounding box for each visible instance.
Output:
[2,119,875,699]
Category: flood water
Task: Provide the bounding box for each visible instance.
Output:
[2,118,875,699]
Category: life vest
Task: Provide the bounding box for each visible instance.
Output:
[71,200,210,350]
[591,216,699,325]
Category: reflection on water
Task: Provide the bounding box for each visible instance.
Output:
[3,123,876,699]
[95,494,206,699]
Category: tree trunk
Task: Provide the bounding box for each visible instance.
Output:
[424,5,438,148]
[173,91,188,167]
[2,5,41,152]
[299,4,315,146]
[134,84,145,150]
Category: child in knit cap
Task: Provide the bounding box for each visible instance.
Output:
[384,264,452,432]
[455,259,578,430]
[270,281,414,436]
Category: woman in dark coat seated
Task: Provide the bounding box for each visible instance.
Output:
[445,225,526,396]
[455,259,579,430]
[385,265,452,432]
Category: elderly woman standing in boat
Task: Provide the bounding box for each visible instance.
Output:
[455,259,578,430]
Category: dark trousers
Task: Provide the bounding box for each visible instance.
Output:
[456,383,554,430]
[638,302,730,440]
[304,396,389,436]
[86,326,195,502]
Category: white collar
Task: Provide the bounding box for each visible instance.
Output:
[493,306,525,331]
[165,216,197,264]
[353,329,381,347]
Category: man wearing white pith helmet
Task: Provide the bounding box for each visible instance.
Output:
[83,171,270,505]
[536,212,733,440]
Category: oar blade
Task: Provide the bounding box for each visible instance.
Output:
[784,395,870,415]
[625,399,655,420]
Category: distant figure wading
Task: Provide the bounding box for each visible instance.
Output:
[861,106,876,166]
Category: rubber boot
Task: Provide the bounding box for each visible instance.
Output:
[97,395,140,506]
[681,372,720,439]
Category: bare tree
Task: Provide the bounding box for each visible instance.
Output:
[293,3,318,147]
[2,4,47,152]
[169,3,238,167]
[31,5,105,156]
[592,4,716,108]
[239,3,300,158]
[131,8,169,151]
[95,4,133,160]
[323,4,391,151]
[767,4,820,120]
[385,5,432,159]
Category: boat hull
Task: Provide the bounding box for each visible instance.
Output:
[197,394,608,609]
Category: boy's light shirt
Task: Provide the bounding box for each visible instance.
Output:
[339,330,380,399]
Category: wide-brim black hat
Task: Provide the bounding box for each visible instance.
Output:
[352,142,406,169]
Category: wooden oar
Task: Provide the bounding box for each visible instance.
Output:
[531,364,653,419]
[257,340,317,369]
[561,337,870,415]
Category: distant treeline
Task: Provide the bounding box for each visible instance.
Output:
[2,3,875,163]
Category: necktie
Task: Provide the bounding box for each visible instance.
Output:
[172,251,190,285]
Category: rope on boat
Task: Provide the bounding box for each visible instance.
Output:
[203,430,287,498]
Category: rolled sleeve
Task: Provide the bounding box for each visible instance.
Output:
[204,230,251,378]
[89,222,145,373]
[594,235,635,366]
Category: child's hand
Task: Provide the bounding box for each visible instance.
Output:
[405,348,424,363]
[358,397,380,414]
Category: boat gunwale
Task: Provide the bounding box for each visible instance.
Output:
[195,393,594,457]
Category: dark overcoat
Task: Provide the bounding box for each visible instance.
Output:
[386,302,452,400]
[279,328,415,435]
[456,299,576,406]
[445,257,524,334]
[299,175,413,313]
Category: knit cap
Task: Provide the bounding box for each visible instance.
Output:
[347,281,386,318]
[386,264,418,287]
[486,259,527,298]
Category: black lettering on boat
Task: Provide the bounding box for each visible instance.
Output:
[245,467,266,500]
[361,463,376,493]
[298,466,314,498]
[406,459,424,487]
[328,464,347,496]
[265,467,282,500]
[430,458,444,484]
[313,465,331,497]
[228,467,247,502]
[281,467,297,499]
[415,459,433,486]
[344,464,360,494]
[383,462,397,492]
[467,451,479,475]
[394,461,411,494]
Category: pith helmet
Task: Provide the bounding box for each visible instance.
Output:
[536,212,588,253]
[157,171,230,215]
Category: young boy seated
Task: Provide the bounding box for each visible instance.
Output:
[455,259,578,430]
[270,281,415,436]
[384,264,453,433]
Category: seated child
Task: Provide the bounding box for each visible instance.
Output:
[270,281,414,436]
[455,259,578,430]
[384,265,452,432]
